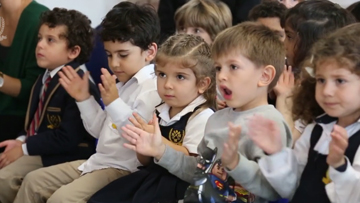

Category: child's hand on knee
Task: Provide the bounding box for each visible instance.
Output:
[327,125,348,168]
[221,123,242,170]
[248,115,283,155]
[122,113,166,160]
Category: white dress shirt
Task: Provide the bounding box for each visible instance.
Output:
[77,64,162,174]
[259,116,360,203]
[17,66,63,155]
[156,95,214,154]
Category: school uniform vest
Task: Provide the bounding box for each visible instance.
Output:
[88,105,205,203]
[156,106,201,146]
[291,115,360,203]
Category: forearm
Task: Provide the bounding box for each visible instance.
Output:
[276,95,294,130]
[162,137,189,155]
[0,74,21,97]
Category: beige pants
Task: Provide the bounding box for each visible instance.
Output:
[0,154,43,203]
[14,160,131,203]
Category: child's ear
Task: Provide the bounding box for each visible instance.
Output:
[258,65,276,88]
[198,77,211,94]
[68,45,81,60]
[145,43,158,62]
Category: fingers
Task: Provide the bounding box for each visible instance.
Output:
[101,68,116,85]
[331,131,348,151]
[121,125,142,140]
[123,143,136,151]
[0,154,7,169]
[333,125,348,139]
[62,66,78,81]
[133,113,147,126]
[122,132,137,145]
[0,141,8,148]
[100,75,111,91]
[129,117,141,129]
[152,113,161,135]
[98,83,106,95]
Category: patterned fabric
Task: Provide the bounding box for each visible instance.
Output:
[27,76,51,136]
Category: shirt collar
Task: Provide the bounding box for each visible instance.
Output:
[42,65,63,84]
[133,64,155,84]
[156,95,206,123]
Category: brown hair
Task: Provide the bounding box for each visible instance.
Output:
[212,21,285,91]
[174,0,232,41]
[292,23,360,124]
[155,34,217,111]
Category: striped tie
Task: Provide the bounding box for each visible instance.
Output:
[27,76,52,136]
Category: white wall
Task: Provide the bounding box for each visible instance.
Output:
[35,0,124,27]
[330,0,358,8]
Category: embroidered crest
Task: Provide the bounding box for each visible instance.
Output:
[47,114,61,129]
[168,128,185,145]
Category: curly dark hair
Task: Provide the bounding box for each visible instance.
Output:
[249,1,287,23]
[347,1,360,22]
[100,2,160,50]
[39,8,94,65]
[292,23,360,124]
[281,0,355,77]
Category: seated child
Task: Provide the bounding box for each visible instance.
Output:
[13,2,162,203]
[88,34,216,203]
[249,23,360,203]
[174,0,232,109]
[118,22,293,203]
[0,7,99,203]
[249,1,287,42]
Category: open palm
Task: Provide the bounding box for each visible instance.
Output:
[122,113,164,158]
[248,115,283,155]
[58,66,90,102]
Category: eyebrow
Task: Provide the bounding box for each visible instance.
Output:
[104,49,130,53]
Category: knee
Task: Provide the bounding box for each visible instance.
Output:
[21,169,44,189]
[0,169,12,190]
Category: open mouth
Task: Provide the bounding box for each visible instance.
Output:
[220,85,232,99]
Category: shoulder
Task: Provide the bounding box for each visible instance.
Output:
[188,108,214,124]
[21,2,49,23]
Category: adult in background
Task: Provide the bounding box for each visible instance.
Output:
[0,0,49,152]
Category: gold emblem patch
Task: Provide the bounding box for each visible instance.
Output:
[168,128,185,145]
[47,114,61,129]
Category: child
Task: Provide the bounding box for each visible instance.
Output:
[13,2,161,203]
[175,0,232,45]
[248,23,360,203]
[0,8,99,203]
[88,34,216,203]
[119,22,293,203]
[174,0,232,110]
[274,0,355,143]
[249,1,287,42]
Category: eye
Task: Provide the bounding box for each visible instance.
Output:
[230,65,238,70]
[316,78,325,84]
[37,36,42,42]
[335,78,346,85]
[194,28,201,33]
[107,54,112,58]
[215,66,221,72]
[157,72,166,78]
[118,53,128,58]
[47,38,54,43]
[176,74,185,80]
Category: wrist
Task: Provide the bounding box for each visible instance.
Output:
[76,93,91,102]
[226,153,240,171]
[332,157,346,169]
[154,143,166,161]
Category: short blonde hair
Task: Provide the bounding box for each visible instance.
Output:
[212,22,285,91]
[175,0,232,41]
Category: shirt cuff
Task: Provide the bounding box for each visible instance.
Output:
[330,157,352,184]
[22,143,29,155]
[76,96,100,116]
[105,98,133,123]
[16,135,26,143]
[335,158,348,172]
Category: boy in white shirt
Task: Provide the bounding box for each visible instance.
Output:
[13,2,161,203]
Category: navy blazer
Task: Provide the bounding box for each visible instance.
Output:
[20,61,101,167]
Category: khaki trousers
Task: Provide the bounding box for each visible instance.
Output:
[0,154,43,203]
[14,160,131,203]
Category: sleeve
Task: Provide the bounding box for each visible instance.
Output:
[182,108,213,154]
[258,123,314,199]
[106,87,161,135]
[155,142,201,183]
[326,146,360,203]
[25,95,90,156]
[76,96,106,139]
